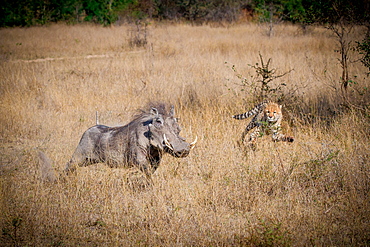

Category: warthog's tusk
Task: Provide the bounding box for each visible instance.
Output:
[163,134,174,151]
[190,136,197,150]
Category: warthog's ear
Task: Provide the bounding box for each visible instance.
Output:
[170,105,175,117]
[150,107,159,116]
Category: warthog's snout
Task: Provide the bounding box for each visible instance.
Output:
[163,134,197,158]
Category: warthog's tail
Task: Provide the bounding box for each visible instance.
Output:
[38,151,57,182]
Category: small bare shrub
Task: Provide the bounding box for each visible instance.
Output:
[128,20,148,48]
[228,53,293,103]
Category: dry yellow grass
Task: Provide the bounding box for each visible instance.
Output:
[0,23,369,246]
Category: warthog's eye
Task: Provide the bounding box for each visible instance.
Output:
[154,119,163,128]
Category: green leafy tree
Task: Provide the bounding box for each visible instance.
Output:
[83,0,134,25]
[252,0,307,36]
[357,31,370,75]
[300,0,369,106]
[0,0,134,27]
[281,0,306,23]
[0,0,51,26]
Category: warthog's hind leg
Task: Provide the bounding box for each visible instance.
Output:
[64,159,79,175]
[64,147,100,174]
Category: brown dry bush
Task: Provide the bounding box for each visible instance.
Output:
[0,23,369,246]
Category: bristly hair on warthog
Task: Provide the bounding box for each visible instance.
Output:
[63,103,197,177]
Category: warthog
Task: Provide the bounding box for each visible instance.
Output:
[65,103,197,176]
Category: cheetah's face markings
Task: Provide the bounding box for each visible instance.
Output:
[264,104,282,123]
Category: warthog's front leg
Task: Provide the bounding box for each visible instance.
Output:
[133,146,162,177]
[134,147,157,177]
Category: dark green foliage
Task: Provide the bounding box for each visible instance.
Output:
[83,0,133,25]
[252,0,308,24]
[0,0,53,26]
[302,0,369,25]
[357,30,370,75]
[0,0,135,27]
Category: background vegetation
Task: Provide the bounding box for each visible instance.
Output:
[0,21,369,246]
[1,0,369,27]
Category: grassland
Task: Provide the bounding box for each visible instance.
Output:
[0,23,369,246]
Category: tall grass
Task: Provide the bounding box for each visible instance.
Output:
[0,23,369,246]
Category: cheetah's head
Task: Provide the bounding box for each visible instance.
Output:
[264,103,282,123]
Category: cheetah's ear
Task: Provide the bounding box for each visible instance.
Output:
[279,105,282,109]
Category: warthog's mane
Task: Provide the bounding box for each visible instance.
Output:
[111,102,172,131]
[134,102,172,119]
[94,103,172,133]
